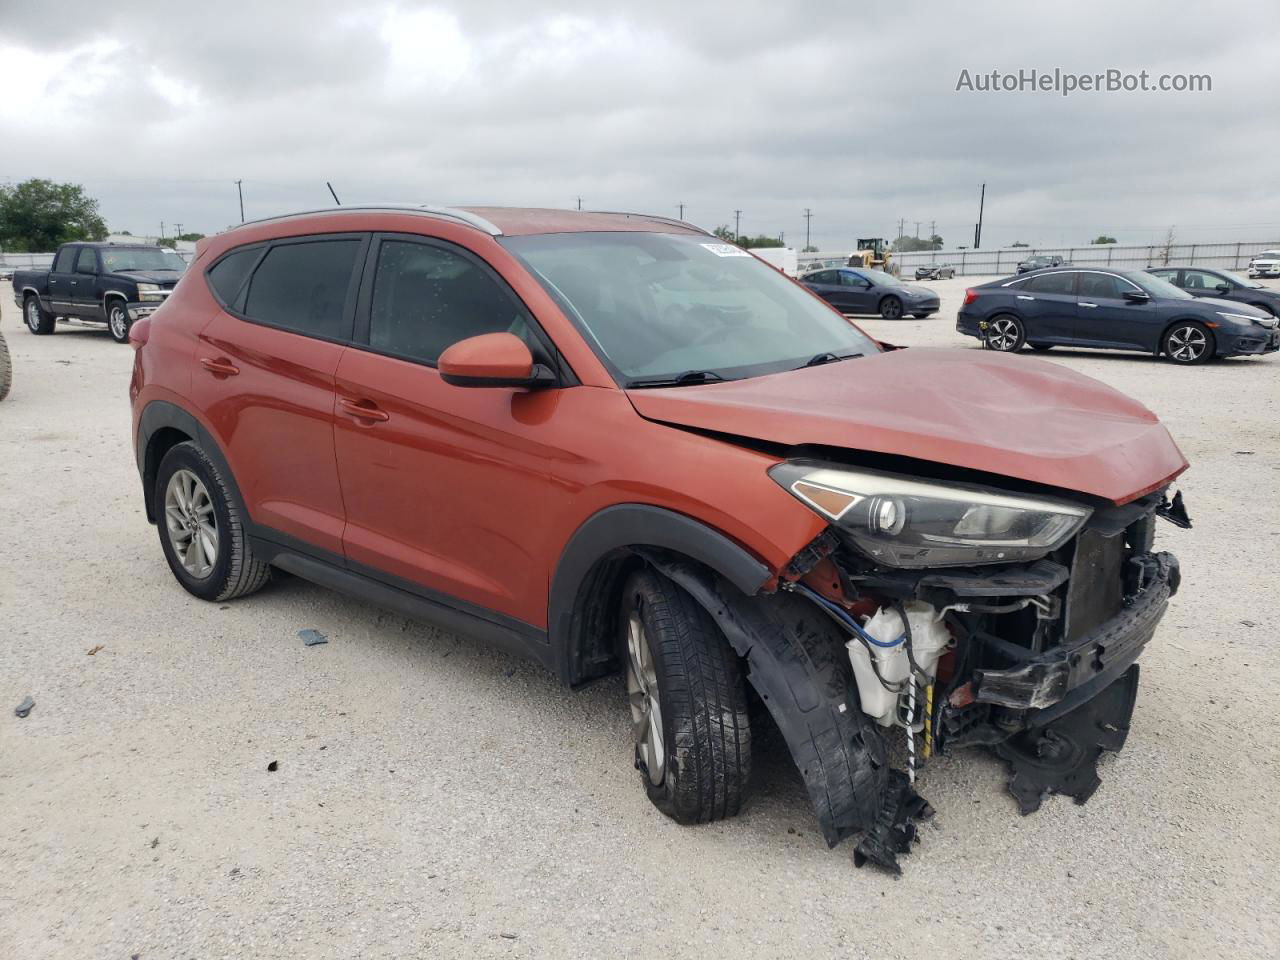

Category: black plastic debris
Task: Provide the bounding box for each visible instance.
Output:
[299,629,328,646]
[14,696,34,718]
[267,760,279,772]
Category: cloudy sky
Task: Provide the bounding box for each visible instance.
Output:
[1,0,1277,250]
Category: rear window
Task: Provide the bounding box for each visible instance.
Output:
[206,247,261,307]
[243,239,361,340]
[1027,272,1076,295]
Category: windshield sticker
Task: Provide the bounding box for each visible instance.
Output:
[700,243,752,258]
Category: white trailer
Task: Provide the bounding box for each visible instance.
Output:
[748,246,798,277]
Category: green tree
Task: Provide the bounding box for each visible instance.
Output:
[738,234,783,248]
[892,235,935,252]
[712,225,736,242]
[802,244,819,253]
[0,179,108,252]
[1092,235,1117,244]
[929,234,944,250]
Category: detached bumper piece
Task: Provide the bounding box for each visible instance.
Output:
[996,664,1139,814]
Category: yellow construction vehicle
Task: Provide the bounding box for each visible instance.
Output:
[848,238,895,274]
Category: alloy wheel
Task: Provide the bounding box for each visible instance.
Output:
[625,604,666,786]
[164,468,219,579]
[1167,325,1207,362]
[108,303,128,340]
[26,299,40,332]
[988,317,1020,350]
[881,298,902,319]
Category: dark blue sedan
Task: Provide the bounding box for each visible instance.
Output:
[802,267,940,319]
[957,268,1279,364]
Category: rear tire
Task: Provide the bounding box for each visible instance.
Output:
[879,296,903,320]
[1162,321,1213,365]
[984,314,1026,352]
[621,568,752,824]
[154,442,271,602]
[0,331,11,401]
[24,295,55,335]
[106,299,132,343]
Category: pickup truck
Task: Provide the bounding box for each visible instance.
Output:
[12,242,186,343]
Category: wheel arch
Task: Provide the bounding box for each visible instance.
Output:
[548,505,772,686]
[137,400,248,525]
[1158,316,1216,356]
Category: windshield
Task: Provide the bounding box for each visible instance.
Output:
[1129,271,1192,299]
[1218,269,1260,288]
[1254,251,1280,260]
[501,232,880,382]
[862,269,903,287]
[100,248,187,273]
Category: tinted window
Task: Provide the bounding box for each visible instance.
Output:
[53,248,77,273]
[1027,272,1076,295]
[1146,268,1178,283]
[369,240,531,364]
[1078,273,1123,299]
[75,248,98,273]
[839,271,867,287]
[207,247,261,306]
[243,239,360,339]
[806,270,837,284]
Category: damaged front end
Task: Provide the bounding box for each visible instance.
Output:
[647,467,1186,873]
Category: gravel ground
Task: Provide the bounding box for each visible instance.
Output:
[1,280,1278,959]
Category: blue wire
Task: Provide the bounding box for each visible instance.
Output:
[793,582,902,647]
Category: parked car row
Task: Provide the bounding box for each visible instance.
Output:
[957,267,1278,364]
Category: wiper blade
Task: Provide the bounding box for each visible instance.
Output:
[801,351,862,369]
[625,369,729,389]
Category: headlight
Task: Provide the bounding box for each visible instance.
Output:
[136,282,165,302]
[1217,310,1275,328]
[769,462,1091,568]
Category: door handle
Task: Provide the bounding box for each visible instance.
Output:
[338,397,390,422]
[199,357,240,377]
[1016,295,1035,301]
[1079,302,1098,308]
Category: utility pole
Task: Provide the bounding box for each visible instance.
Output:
[930,220,936,243]
[897,217,906,241]
[678,202,685,220]
[159,221,165,241]
[576,196,582,211]
[235,180,244,223]
[803,208,813,250]
[914,221,921,239]
[975,183,986,249]
[174,223,183,240]
[734,210,742,241]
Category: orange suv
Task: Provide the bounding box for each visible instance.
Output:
[130,205,1189,871]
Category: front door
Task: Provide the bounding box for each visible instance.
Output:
[189,234,366,557]
[72,246,101,317]
[838,270,876,313]
[1074,272,1158,349]
[333,233,569,623]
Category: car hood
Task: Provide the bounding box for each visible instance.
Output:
[112,270,184,285]
[893,284,938,299]
[627,348,1187,504]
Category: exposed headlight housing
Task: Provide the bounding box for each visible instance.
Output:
[136,282,166,302]
[770,462,1091,568]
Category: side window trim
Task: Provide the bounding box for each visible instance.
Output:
[204,242,270,312]
[352,231,576,384]
[225,232,370,345]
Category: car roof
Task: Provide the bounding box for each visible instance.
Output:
[234,204,709,239]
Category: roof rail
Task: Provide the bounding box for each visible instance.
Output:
[235,204,503,237]
[585,210,713,236]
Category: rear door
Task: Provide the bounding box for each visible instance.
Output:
[189,233,367,557]
[1017,270,1078,342]
[802,270,841,307]
[47,246,78,314]
[1075,272,1159,349]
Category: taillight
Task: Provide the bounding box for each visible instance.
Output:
[962,288,979,306]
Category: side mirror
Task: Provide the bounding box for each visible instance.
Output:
[1215,282,1231,293]
[1123,290,1151,304]
[438,332,556,389]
